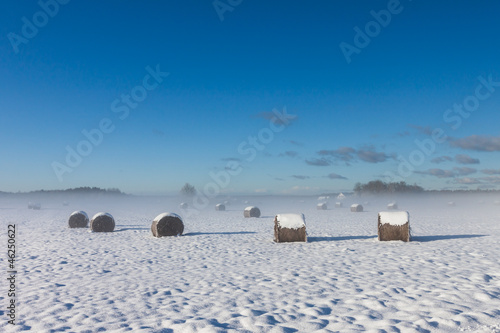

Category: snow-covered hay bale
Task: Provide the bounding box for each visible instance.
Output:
[28,202,33,209]
[387,202,398,210]
[317,203,327,210]
[244,206,261,218]
[350,204,363,212]
[378,211,410,242]
[90,212,115,232]
[335,202,343,208]
[274,214,307,243]
[447,201,456,207]
[29,202,41,210]
[68,211,89,228]
[151,213,184,237]
[215,203,225,211]
[179,202,188,209]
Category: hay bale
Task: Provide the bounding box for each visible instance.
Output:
[350,204,363,212]
[179,202,188,209]
[378,211,410,242]
[68,211,89,228]
[32,203,41,210]
[317,203,327,210]
[215,203,225,211]
[90,212,115,232]
[448,201,455,207]
[244,206,261,218]
[335,202,343,208]
[494,200,500,206]
[28,202,33,209]
[151,213,184,237]
[274,213,307,243]
[387,202,398,210]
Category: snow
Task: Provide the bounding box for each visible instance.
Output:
[276,213,305,229]
[379,211,409,226]
[245,206,257,211]
[2,195,500,332]
[91,211,114,221]
[153,212,182,222]
[70,210,88,219]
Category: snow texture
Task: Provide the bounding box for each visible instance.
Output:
[276,213,306,229]
[2,195,500,332]
[379,211,409,226]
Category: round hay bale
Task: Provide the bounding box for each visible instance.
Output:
[179,202,188,209]
[90,212,115,232]
[350,204,363,212]
[244,206,261,218]
[215,203,225,211]
[335,202,343,208]
[68,211,89,228]
[32,203,41,210]
[387,202,398,210]
[317,203,327,210]
[151,213,184,237]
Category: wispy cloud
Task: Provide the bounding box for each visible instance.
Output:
[481,169,500,175]
[252,110,298,126]
[454,154,480,165]
[453,167,477,176]
[305,158,331,166]
[279,151,299,158]
[288,140,303,146]
[409,124,433,136]
[221,157,241,162]
[313,146,392,166]
[453,177,481,185]
[326,173,347,180]
[450,135,500,152]
[291,175,310,180]
[431,156,453,164]
[415,168,456,178]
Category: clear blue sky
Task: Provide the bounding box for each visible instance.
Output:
[1,0,500,195]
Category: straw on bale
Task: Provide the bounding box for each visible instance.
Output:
[151,213,184,237]
[387,202,398,210]
[335,202,343,208]
[90,212,115,232]
[215,203,225,211]
[317,203,327,210]
[350,204,363,212]
[378,211,410,242]
[274,213,307,243]
[179,202,188,209]
[244,206,261,218]
[68,211,89,228]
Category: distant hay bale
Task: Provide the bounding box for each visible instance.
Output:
[387,202,398,210]
[335,202,343,208]
[179,202,188,209]
[378,211,410,242]
[448,201,456,207]
[350,204,363,212]
[151,213,184,237]
[244,206,261,218]
[90,212,115,232]
[32,203,41,210]
[215,203,225,211]
[28,202,33,209]
[274,213,307,243]
[68,211,89,228]
[317,203,327,210]
[495,200,500,206]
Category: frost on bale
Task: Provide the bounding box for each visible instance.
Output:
[350,204,363,212]
[378,211,410,242]
[274,214,307,243]
[90,212,115,232]
[387,202,398,210]
[244,206,261,218]
[68,211,89,228]
[151,213,184,237]
[317,203,327,210]
[215,203,225,211]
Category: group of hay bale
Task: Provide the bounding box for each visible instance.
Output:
[68,211,115,232]
[67,204,410,243]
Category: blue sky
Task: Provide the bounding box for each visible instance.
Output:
[1,0,500,195]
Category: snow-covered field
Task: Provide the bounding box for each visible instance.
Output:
[1,195,500,333]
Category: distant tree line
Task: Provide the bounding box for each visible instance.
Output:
[354,181,424,195]
[0,187,125,195]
